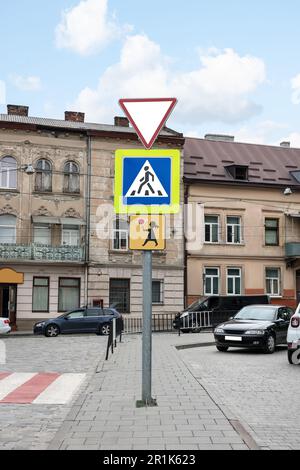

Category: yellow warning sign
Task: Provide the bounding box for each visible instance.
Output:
[129,215,165,251]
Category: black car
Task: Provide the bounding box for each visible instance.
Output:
[33,307,122,337]
[173,295,270,333]
[214,304,294,354]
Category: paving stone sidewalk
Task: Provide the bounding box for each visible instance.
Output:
[49,333,250,450]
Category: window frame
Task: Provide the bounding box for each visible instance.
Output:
[32,276,50,313]
[226,267,242,296]
[35,159,52,193]
[204,267,220,296]
[109,278,130,314]
[204,215,220,244]
[63,161,80,194]
[265,267,281,297]
[33,224,51,245]
[226,216,242,244]
[112,218,129,251]
[58,277,81,312]
[61,225,80,246]
[0,214,17,244]
[265,218,279,246]
[152,280,164,305]
[0,156,17,189]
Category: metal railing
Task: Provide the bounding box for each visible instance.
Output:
[0,243,85,262]
[123,314,176,335]
[177,310,236,334]
[105,317,123,360]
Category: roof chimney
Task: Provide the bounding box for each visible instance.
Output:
[205,134,235,142]
[7,104,29,117]
[114,116,129,127]
[280,141,290,148]
[64,111,85,123]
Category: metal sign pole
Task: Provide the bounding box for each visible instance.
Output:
[141,250,156,406]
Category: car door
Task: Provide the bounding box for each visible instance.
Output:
[84,308,102,332]
[62,309,86,333]
[276,307,293,343]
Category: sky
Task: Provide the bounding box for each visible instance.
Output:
[1,0,300,146]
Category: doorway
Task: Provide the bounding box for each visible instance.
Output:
[0,285,17,324]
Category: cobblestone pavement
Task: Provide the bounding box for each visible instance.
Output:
[180,345,300,450]
[49,333,249,451]
[0,335,107,450]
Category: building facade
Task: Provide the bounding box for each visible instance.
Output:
[184,135,300,309]
[0,106,185,329]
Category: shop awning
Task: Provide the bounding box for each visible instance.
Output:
[32,216,86,226]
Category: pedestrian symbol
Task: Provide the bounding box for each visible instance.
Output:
[125,160,168,198]
[129,215,165,251]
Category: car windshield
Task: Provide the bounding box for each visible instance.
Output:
[186,297,208,312]
[235,306,276,321]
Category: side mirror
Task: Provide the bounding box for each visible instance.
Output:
[64,316,69,320]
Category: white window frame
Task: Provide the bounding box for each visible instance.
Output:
[0,156,17,189]
[112,218,129,251]
[62,226,80,246]
[204,215,220,243]
[227,267,242,295]
[0,214,17,244]
[266,267,281,297]
[226,216,242,244]
[204,267,220,295]
[33,224,51,245]
[152,280,164,304]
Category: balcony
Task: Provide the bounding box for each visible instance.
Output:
[285,242,300,258]
[0,244,85,262]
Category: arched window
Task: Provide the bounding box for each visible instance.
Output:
[0,214,17,244]
[63,161,80,193]
[113,218,128,250]
[0,156,17,189]
[35,159,52,192]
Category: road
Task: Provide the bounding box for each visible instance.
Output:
[180,344,300,450]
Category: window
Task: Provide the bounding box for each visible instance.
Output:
[227,268,242,295]
[204,268,219,295]
[58,278,80,312]
[35,159,52,192]
[62,225,79,246]
[265,218,279,246]
[63,162,80,193]
[86,308,102,317]
[266,268,281,296]
[205,215,219,243]
[152,280,164,304]
[113,218,128,250]
[32,277,49,312]
[34,224,51,245]
[225,165,248,180]
[0,214,16,244]
[66,310,85,319]
[227,216,241,244]
[0,156,17,189]
[109,279,130,313]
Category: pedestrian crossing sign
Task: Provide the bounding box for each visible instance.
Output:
[114,149,180,214]
[129,215,165,251]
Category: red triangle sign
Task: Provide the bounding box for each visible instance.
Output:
[119,98,177,149]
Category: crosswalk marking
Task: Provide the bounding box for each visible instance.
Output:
[0,372,86,405]
[33,373,86,404]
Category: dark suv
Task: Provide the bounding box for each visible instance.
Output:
[173,295,270,332]
[33,307,123,337]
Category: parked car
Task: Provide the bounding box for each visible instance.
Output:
[33,307,122,337]
[173,295,270,333]
[287,303,300,364]
[0,318,11,335]
[214,304,293,354]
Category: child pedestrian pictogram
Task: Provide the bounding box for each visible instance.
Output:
[129,215,165,251]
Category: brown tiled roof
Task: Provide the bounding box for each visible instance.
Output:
[184,137,300,187]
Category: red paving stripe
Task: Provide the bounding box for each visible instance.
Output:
[0,373,60,404]
[0,373,11,381]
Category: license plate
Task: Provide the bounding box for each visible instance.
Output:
[225,336,242,342]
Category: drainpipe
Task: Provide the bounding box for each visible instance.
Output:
[84,134,92,307]
[184,181,189,308]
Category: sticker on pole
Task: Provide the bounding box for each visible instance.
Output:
[114,149,180,214]
[129,215,165,251]
[119,98,177,150]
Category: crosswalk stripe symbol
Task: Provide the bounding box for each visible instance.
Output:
[125,160,168,198]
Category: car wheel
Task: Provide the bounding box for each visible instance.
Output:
[288,350,294,364]
[180,329,190,334]
[216,345,228,352]
[264,334,275,354]
[100,323,111,336]
[45,324,60,338]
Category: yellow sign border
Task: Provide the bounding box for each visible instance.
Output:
[114,149,180,214]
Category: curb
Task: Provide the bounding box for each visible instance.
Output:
[176,341,215,350]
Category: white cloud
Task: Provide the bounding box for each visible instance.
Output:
[55,0,130,55]
[279,132,300,148]
[71,35,266,125]
[291,73,300,104]
[234,121,288,145]
[11,75,42,91]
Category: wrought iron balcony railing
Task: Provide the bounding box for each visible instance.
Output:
[0,243,85,262]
